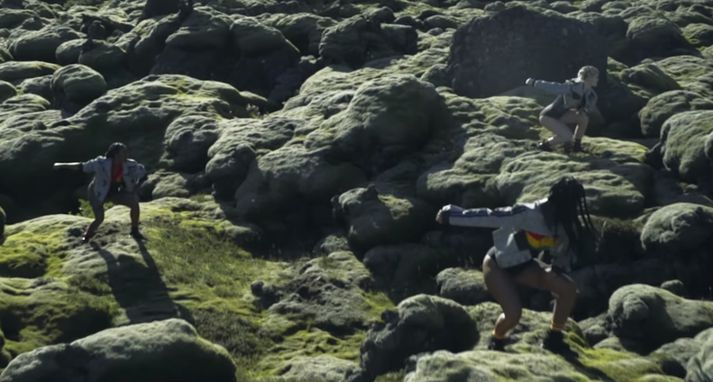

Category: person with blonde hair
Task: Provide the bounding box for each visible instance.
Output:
[54,142,146,242]
[525,65,600,153]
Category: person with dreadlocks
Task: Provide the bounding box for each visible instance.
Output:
[435,176,595,355]
[54,142,147,243]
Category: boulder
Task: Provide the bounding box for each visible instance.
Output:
[163,115,221,172]
[334,187,433,249]
[640,203,713,257]
[620,62,681,97]
[0,61,59,84]
[257,251,375,333]
[262,13,335,55]
[0,81,16,103]
[363,244,446,298]
[319,8,417,67]
[0,319,237,382]
[639,90,713,138]
[606,284,713,350]
[447,6,607,98]
[306,74,446,172]
[205,117,294,199]
[649,337,701,378]
[621,14,697,64]
[233,144,366,221]
[356,294,477,380]
[55,39,83,65]
[682,22,713,47]
[165,6,232,50]
[436,267,489,305]
[17,75,52,102]
[659,110,713,184]
[142,0,181,19]
[8,25,82,62]
[686,327,713,382]
[494,151,648,218]
[230,15,299,58]
[280,355,359,382]
[51,64,107,112]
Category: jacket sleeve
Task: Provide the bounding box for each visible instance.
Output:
[127,161,147,183]
[583,90,598,113]
[440,204,536,229]
[82,157,99,173]
[533,80,572,95]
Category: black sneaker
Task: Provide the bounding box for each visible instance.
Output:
[81,230,95,244]
[487,336,506,351]
[537,140,552,152]
[572,139,583,152]
[542,330,577,358]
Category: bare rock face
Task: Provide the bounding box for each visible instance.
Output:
[447,6,608,98]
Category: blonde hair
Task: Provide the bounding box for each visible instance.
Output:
[577,65,599,81]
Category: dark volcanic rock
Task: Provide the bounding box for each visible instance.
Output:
[447,6,607,98]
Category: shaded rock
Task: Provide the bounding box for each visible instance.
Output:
[363,244,446,298]
[230,15,299,58]
[51,64,106,112]
[620,62,681,100]
[0,81,16,103]
[334,186,433,249]
[165,6,232,50]
[641,203,713,258]
[607,284,713,350]
[280,355,359,382]
[447,6,607,98]
[163,115,220,172]
[8,24,81,62]
[54,39,83,65]
[205,116,294,199]
[0,61,59,84]
[262,13,336,56]
[319,8,417,67]
[234,144,366,221]
[357,294,477,379]
[639,90,713,138]
[17,74,52,102]
[660,279,687,297]
[435,267,489,306]
[0,319,237,382]
[622,14,697,64]
[142,0,181,19]
[78,40,129,76]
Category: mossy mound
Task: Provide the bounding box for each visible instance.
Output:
[0,197,394,379]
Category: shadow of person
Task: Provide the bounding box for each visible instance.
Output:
[90,237,193,325]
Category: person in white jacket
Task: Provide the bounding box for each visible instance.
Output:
[525,66,600,153]
[54,142,147,242]
[436,176,596,354]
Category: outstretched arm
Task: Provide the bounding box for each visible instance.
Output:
[436,204,536,229]
[53,162,83,171]
[525,78,572,95]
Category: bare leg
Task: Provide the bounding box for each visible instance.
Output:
[512,264,577,330]
[482,255,522,338]
[539,115,574,145]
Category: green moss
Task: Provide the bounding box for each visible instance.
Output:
[0,217,76,278]
[253,328,364,378]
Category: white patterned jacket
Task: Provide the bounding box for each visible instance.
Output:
[83,156,146,202]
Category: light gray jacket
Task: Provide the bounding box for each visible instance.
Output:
[534,79,598,113]
[441,199,573,269]
[83,156,146,202]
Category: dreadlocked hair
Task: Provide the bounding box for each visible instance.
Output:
[547,176,597,253]
[104,142,127,159]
